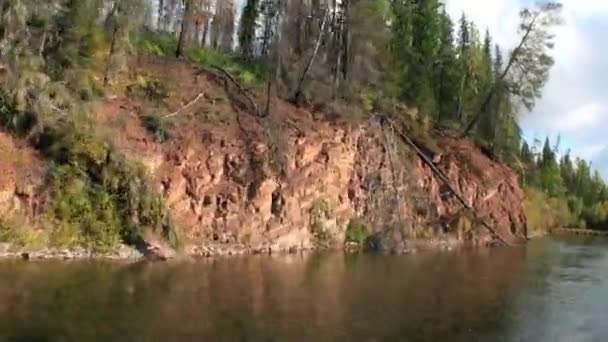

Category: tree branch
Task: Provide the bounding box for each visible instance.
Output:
[163,91,206,118]
[207,65,262,117]
[380,114,518,246]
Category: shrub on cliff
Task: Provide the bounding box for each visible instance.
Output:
[38,123,177,251]
[345,219,371,245]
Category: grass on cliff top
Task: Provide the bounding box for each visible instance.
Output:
[138,31,267,88]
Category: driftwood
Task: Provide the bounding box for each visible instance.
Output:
[163,92,206,118]
[379,115,516,246]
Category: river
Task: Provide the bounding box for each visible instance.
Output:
[0,236,607,341]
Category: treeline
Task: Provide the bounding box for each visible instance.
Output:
[0,0,561,151]
[521,137,608,230]
[148,0,562,159]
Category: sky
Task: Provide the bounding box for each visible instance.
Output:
[445,0,608,178]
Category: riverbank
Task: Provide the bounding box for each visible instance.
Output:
[0,243,143,261]
[550,228,608,237]
[0,233,469,261]
[1,58,528,254]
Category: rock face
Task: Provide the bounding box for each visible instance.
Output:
[0,132,44,220]
[0,60,528,256]
[132,106,527,255]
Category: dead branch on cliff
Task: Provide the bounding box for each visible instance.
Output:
[163,92,206,119]
[376,114,517,247]
[202,65,262,118]
[199,65,287,178]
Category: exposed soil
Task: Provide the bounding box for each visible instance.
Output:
[1,57,528,257]
[0,131,44,219]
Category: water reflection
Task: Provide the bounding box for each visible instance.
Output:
[0,237,607,341]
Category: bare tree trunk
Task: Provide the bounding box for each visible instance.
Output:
[456,73,467,122]
[331,0,341,98]
[158,0,165,30]
[201,19,209,46]
[104,25,119,86]
[39,31,47,57]
[381,116,517,246]
[341,0,350,81]
[176,0,191,57]
[293,8,329,104]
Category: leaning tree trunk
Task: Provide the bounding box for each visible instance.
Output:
[293,8,329,104]
[461,13,539,137]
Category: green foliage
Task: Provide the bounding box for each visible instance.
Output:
[310,198,334,245]
[519,135,608,231]
[0,218,48,249]
[46,0,108,71]
[188,47,267,87]
[137,31,267,87]
[47,165,122,251]
[142,115,172,142]
[127,77,169,103]
[37,122,177,251]
[137,31,178,57]
[345,219,370,244]
[524,188,573,234]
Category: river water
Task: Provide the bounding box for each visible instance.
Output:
[0,236,607,341]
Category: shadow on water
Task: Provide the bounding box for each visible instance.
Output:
[0,236,606,341]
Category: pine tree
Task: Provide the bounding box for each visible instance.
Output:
[410,0,441,117]
[458,13,470,54]
[389,0,415,100]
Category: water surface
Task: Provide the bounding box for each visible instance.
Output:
[1,236,607,341]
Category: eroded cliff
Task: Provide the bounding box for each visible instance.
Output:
[0,59,527,256]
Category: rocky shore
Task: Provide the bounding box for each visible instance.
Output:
[0,243,144,261]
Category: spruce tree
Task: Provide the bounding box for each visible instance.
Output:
[435,8,458,123]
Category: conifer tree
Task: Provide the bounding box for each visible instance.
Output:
[435,8,458,123]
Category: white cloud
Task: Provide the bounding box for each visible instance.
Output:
[560,0,608,18]
[547,103,604,133]
[444,0,521,47]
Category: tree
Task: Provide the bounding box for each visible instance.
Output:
[176,0,192,57]
[410,0,442,117]
[435,8,458,122]
[390,0,442,117]
[48,0,106,70]
[239,0,260,60]
[103,0,148,84]
[209,0,236,52]
[462,2,563,136]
